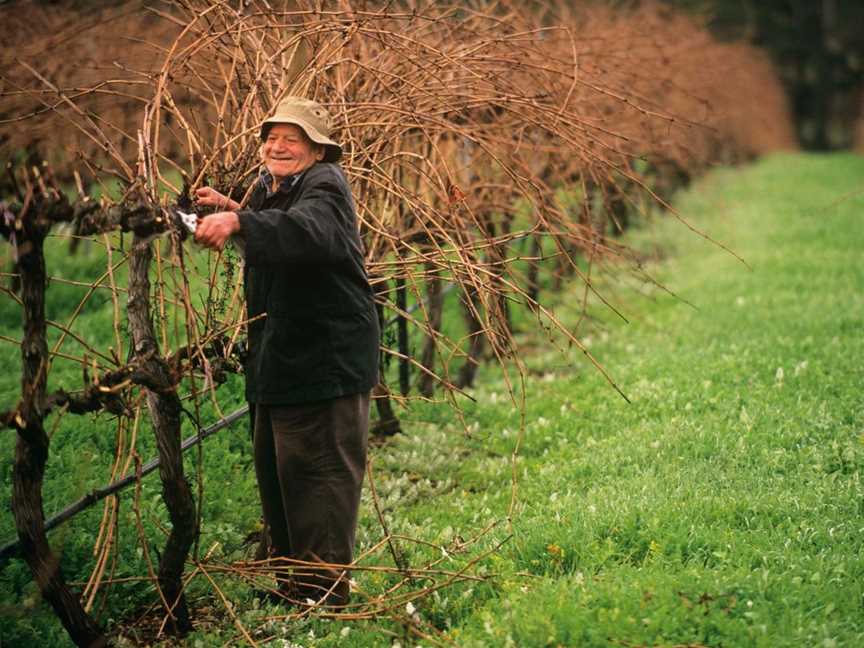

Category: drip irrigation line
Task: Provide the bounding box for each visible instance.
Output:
[0,406,250,563]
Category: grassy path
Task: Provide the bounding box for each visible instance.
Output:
[368,154,864,647]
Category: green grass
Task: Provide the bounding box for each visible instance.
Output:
[2,153,863,646]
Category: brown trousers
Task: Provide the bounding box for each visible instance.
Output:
[253,392,369,606]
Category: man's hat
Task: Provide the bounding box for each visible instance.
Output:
[259,96,342,163]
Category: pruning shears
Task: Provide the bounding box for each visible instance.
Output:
[176,210,198,235]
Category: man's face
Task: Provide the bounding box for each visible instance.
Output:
[261,124,324,181]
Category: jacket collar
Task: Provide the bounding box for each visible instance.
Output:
[258,167,303,197]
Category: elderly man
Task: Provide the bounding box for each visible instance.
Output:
[195,97,379,607]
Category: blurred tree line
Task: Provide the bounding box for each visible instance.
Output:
[664,0,864,150]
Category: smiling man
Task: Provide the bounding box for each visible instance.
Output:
[194,97,379,607]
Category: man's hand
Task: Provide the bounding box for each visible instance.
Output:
[195,211,240,251]
[195,186,241,211]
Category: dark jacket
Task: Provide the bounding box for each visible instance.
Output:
[238,162,379,405]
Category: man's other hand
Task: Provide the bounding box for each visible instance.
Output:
[194,186,241,211]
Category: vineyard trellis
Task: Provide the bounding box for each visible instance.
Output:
[0,0,796,645]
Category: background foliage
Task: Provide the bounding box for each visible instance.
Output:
[665,0,864,150]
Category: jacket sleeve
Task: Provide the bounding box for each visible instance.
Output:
[238,169,355,265]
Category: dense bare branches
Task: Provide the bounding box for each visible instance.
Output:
[1,4,797,385]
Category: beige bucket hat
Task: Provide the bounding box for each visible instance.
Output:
[259,96,342,163]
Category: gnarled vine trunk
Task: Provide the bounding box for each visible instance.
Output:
[456,285,485,389]
[417,267,444,397]
[126,234,196,634]
[371,281,402,436]
[11,218,106,647]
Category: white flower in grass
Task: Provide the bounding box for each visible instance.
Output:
[406,601,416,615]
